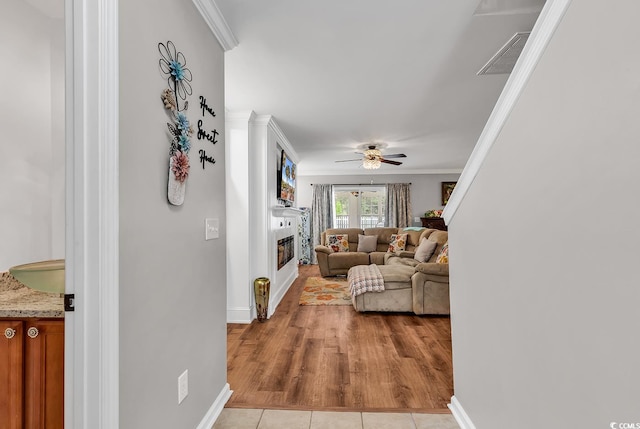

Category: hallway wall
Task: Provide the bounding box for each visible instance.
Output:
[448,1,640,427]
[119,0,227,427]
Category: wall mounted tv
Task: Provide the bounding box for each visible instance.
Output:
[279,149,296,206]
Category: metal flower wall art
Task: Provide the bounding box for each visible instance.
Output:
[159,41,194,205]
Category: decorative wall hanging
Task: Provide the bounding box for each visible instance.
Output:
[159,41,194,205]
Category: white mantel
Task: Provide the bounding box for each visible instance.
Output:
[226,112,300,323]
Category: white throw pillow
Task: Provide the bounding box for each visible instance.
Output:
[414,237,437,262]
[357,234,378,252]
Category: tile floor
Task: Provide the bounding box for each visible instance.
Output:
[213,408,461,429]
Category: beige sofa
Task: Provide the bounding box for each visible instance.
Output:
[315,227,426,277]
[315,227,450,315]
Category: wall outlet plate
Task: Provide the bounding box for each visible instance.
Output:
[178,369,188,404]
[205,218,219,240]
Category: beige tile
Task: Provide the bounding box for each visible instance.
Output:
[257,409,312,429]
[310,411,363,429]
[362,412,416,429]
[212,408,263,429]
[412,413,460,429]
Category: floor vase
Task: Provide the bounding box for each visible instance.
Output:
[254,277,270,322]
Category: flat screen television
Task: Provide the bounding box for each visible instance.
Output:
[278,149,296,206]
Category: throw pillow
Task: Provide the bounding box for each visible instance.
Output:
[387,233,408,253]
[326,234,349,252]
[435,242,449,264]
[414,237,437,263]
[357,234,378,252]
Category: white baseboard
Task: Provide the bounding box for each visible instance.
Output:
[196,383,233,429]
[227,306,254,324]
[267,269,297,318]
[448,396,476,429]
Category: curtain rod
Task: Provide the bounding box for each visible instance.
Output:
[310,183,411,186]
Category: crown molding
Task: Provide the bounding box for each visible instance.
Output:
[297,168,463,177]
[192,0,238,51]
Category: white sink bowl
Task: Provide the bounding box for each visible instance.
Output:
[9,259,65,294]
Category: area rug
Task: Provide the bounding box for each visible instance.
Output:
[299,277,352,306]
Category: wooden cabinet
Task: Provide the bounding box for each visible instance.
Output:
[0,319,64,429]
[420,217,447,231]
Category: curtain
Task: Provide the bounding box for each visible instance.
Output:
[310,184,333,264]
[385,183,412,228]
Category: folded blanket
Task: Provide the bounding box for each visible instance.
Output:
[348,264,385,297]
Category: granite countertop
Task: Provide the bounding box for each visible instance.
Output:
[0,271,64,318]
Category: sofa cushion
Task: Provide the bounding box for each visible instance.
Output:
[327,234,349,252]
[328,252,369,270]
[377,264,415,290]
[387,233,408,253]
[369,251,387,265]
[357,234,378,252]
[435,242,449,264]
[414,238,437,262]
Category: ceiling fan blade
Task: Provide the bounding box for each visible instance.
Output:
[380,158,403,166]
[383,153,407,159]
[335,159,362,163]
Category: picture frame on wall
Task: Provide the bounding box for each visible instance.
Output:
[442,181,457,205]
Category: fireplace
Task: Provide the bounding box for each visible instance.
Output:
[277,235,294,270]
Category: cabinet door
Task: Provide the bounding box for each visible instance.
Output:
[0,320,24,429]
[24,320,64,429]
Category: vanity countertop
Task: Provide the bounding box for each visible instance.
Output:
[0,272,64,318]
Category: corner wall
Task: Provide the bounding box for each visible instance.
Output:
[119,0,228,427]
[449,1,640,427]
[0,2,65,270]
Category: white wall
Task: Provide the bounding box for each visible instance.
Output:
[297,173,460,226]
[119,0,227,427]
[226,114,299,322]
[449,1,640,427]
[0,2,65,271]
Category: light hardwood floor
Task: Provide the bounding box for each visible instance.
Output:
[226,265,453,412]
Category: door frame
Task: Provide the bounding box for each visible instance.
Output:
[65,0,119,427]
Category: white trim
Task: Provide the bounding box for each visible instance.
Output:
[298,168,463,177]
[448,396,477,429]
[66,0,119,427]
[195,383,233,429]
[253,115,300,163]
[192,0,238,51]
[442,0,572,225]
[227,306,255,324]
[267,269,297,318]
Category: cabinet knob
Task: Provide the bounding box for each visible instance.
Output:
[4,328,16,339]
[27,327,39,339]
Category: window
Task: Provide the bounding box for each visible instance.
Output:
[333,186,386,228]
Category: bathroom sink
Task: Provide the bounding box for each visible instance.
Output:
[9,259,65,294]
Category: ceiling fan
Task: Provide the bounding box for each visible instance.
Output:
[335,145,407,169]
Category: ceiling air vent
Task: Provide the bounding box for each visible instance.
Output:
[477,32,530,75]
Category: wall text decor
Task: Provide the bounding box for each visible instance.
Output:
[159,41,194,206]
[195,94,219,169]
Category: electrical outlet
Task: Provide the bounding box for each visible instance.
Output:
[178,370,188,404]
[414,217,420,223]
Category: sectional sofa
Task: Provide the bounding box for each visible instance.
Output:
[314,227,450,315]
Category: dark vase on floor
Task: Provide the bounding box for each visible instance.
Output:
[254,277,270,322]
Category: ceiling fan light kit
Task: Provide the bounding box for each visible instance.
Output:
[335,144,406,170]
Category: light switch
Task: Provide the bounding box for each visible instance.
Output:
[205,218,219,240]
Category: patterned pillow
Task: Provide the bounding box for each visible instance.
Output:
[435,242,449,264]
[326,234,349,252]
[387,233,408,253]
